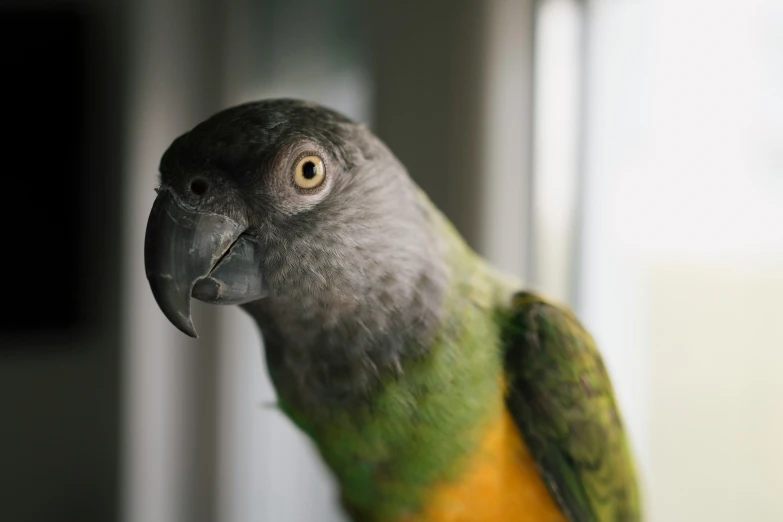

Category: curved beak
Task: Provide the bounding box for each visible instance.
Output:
[144,190,266,338]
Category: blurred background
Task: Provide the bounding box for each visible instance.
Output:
[0,0,781,521]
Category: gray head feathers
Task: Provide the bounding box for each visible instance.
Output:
[160,99,448,413]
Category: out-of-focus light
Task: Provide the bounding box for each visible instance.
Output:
[532,0,582,303]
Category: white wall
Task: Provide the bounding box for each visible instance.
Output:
[577,1,783,520]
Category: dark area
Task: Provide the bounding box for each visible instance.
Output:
[0,10,86,333]
[302,160,317,179]
[0,2,124,522]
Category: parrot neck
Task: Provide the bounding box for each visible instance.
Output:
[245,189,521,520]
[244,183,451,412]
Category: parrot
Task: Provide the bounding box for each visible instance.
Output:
[144,99,641,522]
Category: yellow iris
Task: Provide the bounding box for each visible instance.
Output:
[294,155,325,189]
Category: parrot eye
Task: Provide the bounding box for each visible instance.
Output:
[294,155,325,190]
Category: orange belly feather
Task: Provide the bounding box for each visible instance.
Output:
[399,408,566,522]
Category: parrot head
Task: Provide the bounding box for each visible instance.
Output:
[145,99,446,347]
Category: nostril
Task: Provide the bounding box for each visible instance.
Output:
[190,178,209,196]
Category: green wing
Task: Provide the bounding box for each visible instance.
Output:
[501,292,641,522]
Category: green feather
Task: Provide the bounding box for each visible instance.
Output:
[502,292,642,521]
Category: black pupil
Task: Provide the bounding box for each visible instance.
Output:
[302,161,317,180]
[190,178,208,195]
